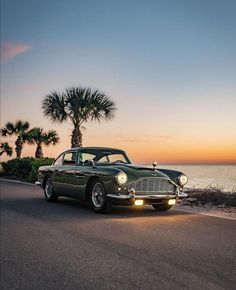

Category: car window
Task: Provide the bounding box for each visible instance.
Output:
[54,154,63,166]
[107,153,128,163]
[98,156,109,163]
[79,153,96,164]
[63,152,77,165]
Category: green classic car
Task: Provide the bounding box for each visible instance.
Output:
[36,147,188,213]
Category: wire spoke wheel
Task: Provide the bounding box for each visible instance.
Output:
[45,179,53,198]
[90,179,111,213]
[91,182,105,208]
[44,177,58,202]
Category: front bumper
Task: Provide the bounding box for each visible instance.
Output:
[107,191,188,206]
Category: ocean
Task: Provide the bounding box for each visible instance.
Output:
[158,164,236,192]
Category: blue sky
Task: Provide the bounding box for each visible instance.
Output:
[1,0,236,163]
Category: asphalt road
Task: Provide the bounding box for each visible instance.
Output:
[1,180,236,290]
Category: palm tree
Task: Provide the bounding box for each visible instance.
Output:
[0,142,13,157]
[27,127,59,158]
[42,87,116,148]
[1,120,30,157]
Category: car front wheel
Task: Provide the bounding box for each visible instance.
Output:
[152,203,173,211]
[44,177,58,202]
[90,179,111,213]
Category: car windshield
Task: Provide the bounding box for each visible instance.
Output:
[79,150,131,165]
[96,153,129,164]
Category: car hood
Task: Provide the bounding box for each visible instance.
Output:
[111,163,170,179]
[106,163,182,186]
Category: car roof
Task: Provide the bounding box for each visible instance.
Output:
[64,147,125,153]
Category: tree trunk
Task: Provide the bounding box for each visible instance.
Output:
[71,124,83,148]
[35,143,43,158]
[15,138,23,158]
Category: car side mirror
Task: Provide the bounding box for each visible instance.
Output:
[87,159,95,167]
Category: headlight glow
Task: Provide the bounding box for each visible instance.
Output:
[168,199,176,205]
[178,174,188,186]
[135,200,144,206]
[115,171,128,185]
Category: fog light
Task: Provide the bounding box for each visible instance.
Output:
[168,199,176,205]
[135,200,144,206]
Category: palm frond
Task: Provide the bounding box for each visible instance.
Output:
[64,87,116,124]
[90,89,116,122]
[42,91,67,123]
[1,128,10,136]
[1,121,30,136]
[1,122,15,136]
[5,122,16,133]
[27,127,43,143]
[15,120,30,133]
[28,127,59,146]
[65,87,91,122]
[0,142,13,157]
[43,130,60,146]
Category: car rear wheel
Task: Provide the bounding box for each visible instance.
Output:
[152,203,173,211]
[90,179,111,213]
[44,177,58,202]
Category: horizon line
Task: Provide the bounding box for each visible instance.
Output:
[142,162,236,165]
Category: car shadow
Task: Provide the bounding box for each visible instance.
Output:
[50,196,193,220]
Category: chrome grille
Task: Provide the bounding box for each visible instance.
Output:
[129,178,175,195]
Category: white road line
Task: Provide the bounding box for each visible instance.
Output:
[0,178,35,186]
[174,206,236,221]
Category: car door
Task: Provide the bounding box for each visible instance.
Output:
[68,151,98,198]
[53,151,85,199]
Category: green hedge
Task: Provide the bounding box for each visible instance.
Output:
[1,157,54,182]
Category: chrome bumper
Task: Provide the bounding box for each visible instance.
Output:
[107,190,188,201]
[178,192,188,198]
[35,181,42,186]
[107,194,177,200]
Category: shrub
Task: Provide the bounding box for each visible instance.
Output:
[1,157,54,182]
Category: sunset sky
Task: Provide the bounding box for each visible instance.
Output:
[1,0,236,164]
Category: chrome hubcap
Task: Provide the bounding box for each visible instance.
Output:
[45,180,53,198]
[91,183,105,208]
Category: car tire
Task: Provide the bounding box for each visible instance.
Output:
[89,179,112,213]
[44,177,58,202]
[152,203,172,211]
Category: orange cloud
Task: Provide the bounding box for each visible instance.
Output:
[1,41,31,63]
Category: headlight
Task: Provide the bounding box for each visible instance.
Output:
[178,174,188,186]
[115,171,128,185]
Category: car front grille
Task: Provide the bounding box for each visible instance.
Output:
[128,178,176,195]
